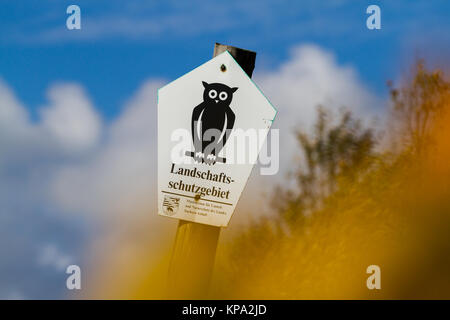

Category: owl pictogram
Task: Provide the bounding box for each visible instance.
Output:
[189,81,238,165]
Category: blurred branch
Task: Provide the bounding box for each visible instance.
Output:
[389,60,450,155]
[274,106,376,230]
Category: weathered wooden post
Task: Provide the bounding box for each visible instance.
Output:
[167,43,257,298]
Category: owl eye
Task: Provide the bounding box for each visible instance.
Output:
[208,89,218,99]
[219,92,228,101]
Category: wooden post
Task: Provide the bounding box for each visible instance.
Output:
[167,43,257,299]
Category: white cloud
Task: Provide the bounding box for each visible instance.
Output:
[40,84,102,153]
[239,44,382,216]
[37,244,73,272]
[0,79,29,130]
[49,80,162,220]
[256,44,380,131]
[0,79,35,160]
[0,79,104,298]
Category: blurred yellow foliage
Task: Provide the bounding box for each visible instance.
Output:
[85,61,450,299]
[210,61,450,299]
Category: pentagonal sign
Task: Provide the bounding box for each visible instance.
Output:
[157,51,277,227]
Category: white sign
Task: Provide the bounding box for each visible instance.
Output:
[157,51,277,227]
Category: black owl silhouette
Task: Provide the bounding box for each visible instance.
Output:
[186,81,238,165]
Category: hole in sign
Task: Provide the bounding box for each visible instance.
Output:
[220,64,227,72]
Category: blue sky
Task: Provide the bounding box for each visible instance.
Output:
[0,0,449,299]
[1,0,449,120]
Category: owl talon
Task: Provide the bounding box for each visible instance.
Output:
[194,151,204,163]
[204,154,217,165]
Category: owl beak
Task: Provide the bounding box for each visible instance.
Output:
[215,99,219,103]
